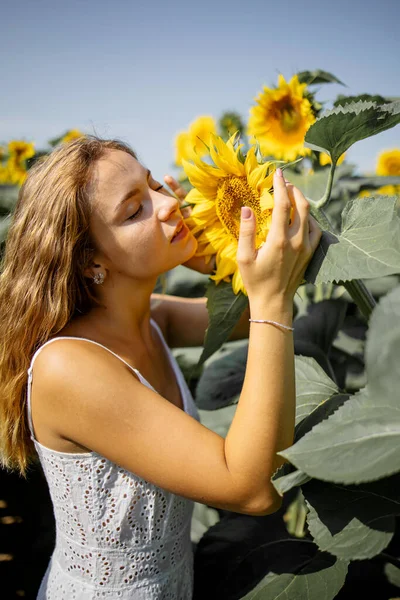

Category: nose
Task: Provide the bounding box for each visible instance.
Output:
[155,190,180,221]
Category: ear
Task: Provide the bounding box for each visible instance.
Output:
[84,262,102,280]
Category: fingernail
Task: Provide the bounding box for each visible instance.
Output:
[275,168,283,178]
[241,206,251,219]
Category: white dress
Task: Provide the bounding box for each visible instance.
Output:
[26,320,200,599]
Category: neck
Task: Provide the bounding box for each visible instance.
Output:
[83,274,159,343]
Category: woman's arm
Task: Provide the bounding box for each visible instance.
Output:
[150,295,250,348]
[32,172,320,516]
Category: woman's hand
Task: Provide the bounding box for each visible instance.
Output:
[164,175,216,275]
[237,168,321,307]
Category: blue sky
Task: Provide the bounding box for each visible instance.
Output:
[1,0,399,181]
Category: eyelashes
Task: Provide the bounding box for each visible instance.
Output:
[126,183,164,220]
[127,204,143,220]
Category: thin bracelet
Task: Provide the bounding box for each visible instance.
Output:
[249,318,294,332]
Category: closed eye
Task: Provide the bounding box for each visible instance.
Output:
[127,204,143,220]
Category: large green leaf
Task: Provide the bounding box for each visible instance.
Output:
[333,93,390,107]
[294,356,338,426]
[196,342,247,409]
[306,196,400,284]
[296,70,345,86]
[279,286,400,484]
[200,281,248,363]
[294,393,350,442]
[303,476,400,561]
[240,550,348,600]
[305,100,400,164]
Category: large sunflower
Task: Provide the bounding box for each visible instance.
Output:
[248,74,316,162]
[183,134,275,295]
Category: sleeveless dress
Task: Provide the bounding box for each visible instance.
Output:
[26,320,200,600]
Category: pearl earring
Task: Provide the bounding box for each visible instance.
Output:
[93,272,105,285]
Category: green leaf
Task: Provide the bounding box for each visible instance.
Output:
[240,551,348,600]
[272,466,311,495]
[296,70,345,87]
[384,563,400,588]
[279,286,400,484]
[334,93,389,107]
[196,342,247,409]
[294,356,338,426]
[305,100,400,164]
[303,476,400,560]
[200,281,248,364]
[295,393,350,443]
[306,196,400,284]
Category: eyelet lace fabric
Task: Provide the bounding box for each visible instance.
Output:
[27,324,200,599]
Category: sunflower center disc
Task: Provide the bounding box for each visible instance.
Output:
[216,176,264,241]
[275,97,301,133]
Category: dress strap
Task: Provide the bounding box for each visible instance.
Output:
[26,336,143,441]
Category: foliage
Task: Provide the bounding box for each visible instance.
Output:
[169,70,400,599]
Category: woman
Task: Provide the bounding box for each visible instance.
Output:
[0,136,321,599]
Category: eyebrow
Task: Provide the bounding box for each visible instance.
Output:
[114,169,151,214]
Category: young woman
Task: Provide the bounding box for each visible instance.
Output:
[0,136,321,599]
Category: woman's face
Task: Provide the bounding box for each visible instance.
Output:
[88,150,197,282]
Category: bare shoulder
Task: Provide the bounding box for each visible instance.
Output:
[30,336,278,516]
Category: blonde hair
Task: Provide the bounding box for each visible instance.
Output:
[0,136,137,474]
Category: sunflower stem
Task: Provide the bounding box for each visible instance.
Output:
[314,162,336,209]
[310,205,335,232]
[340,279,376,320]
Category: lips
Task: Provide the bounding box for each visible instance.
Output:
[171,220,184,241]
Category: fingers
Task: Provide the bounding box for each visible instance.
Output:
[286,184,310,238]
[269,169,292,239]
[307,215,322,251]
[164,175,187,201]
[237,207,257,264]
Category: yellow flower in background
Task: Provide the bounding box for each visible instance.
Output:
[360,149,400,198]
[175,116,217,166]
[319,152,346,166]
[8,140,35,163]
[1,157,28,186]
[183,134,275,295]
[61,129,84,144]
[248,74,316,162]
[376,149,400,176]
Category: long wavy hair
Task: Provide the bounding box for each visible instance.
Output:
[0,136,137,474]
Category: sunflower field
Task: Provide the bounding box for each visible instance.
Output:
[1,69,400,599]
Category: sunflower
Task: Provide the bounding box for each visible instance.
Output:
[61,129,84,144]
[8,140,35,164]
[175,116,217,166]
[248,74,316,162]
[376,149,400,176]
[360,149,400,198]
[182,134,275,295]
